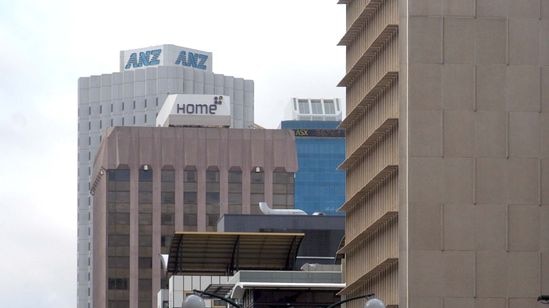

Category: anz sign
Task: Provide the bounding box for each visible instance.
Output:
[122,45,212,72]
[174,51,208,70]
[124,49,161,69]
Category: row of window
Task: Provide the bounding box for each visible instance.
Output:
[107,167,291,182]
[295,99,339,115]
[85,113,156,131]
[85,98,160,116]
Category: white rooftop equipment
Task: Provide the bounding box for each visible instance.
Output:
[285,98,342,121]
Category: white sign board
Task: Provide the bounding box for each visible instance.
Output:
[120,44,212,72]
[156,94,231,127]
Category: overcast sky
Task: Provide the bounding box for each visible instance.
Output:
[0,1,345,307]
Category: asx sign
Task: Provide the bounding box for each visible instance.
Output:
[121,45,212,72]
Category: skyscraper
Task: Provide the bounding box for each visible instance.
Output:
[77,44,254,308]
[281,98,345,214]
[338,0,548,307]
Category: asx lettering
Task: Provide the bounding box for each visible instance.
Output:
[175,51,208,70]
[125,49,162,69]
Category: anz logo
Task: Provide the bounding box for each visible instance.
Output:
[125,49,162,69]
[175,51,208,70]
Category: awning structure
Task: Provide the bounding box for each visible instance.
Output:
[167,232,305,275]
[202,284,234,299]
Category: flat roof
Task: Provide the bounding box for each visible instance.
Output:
[167,232,305,275]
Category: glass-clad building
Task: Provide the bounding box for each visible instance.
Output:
[281,120,345,215]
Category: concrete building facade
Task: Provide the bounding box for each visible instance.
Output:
[77,45,254,308]
[338,0,549,307]
[90,126,297,308]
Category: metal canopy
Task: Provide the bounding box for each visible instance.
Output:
[202,284,235,298]
[167,232,305,275]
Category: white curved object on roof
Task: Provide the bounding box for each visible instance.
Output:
[259,202,307,215]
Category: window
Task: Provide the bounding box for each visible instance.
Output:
[132,116,136,125]
[108,256,129,268]
[121,102,124,111]
[110,103,113,113]
[184,192,197,203]
[108,301,129,308]
[144,99,147,108]
[99,105,103,114]
[99,120,102,129]
[122,117,125,126]
[184,214,197,226]
[108,278,128,290]
[183,167,197,231]
[161,213,174,225]
[155,97,159,106]
[324,100,335,114]
[132,100,136,109]
[139,257,152,268]
[138,168,153,277]
[311,99,322,114]
[161,191,175,203]
[298,99,309,114]
[106,166,130,301]
[250,167,264,214]
[228,168,242,214]
[108,235,129,247]
[273,168,295,209]
[161,167,175,254]
[88,106,91,115]
[144,114,147,123]
[110,119,113,127]
[161,235,172,247]
[206,167,220,230]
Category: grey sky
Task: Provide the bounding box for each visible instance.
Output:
[0,1,345,307]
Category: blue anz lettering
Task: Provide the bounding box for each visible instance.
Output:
[187,52,198,68]
[175,51,187,66]
[125,53,138,69]
[174,51,208,70]
[149,49,161,65]
[197,54,208,70]
[125,49,162,69]
[138,51,150,67]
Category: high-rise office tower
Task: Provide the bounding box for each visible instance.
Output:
[77,45,254,308]
[281,98,345,214]
[338,0,548,307]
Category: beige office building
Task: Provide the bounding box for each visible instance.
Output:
[338,0,549,307]
[90,126,297,308]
